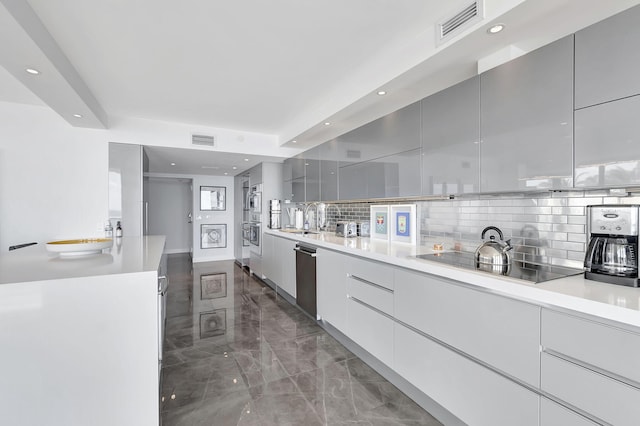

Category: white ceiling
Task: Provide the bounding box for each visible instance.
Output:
[2,0,640,175]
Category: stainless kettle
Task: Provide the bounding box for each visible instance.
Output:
[475,226,513,274]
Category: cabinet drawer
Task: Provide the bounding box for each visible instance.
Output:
[395,323,539,426]
[542,309,640,383]
[540,398,597,426]
[541,353,640,426]
[347,297,393,367]
[346,274,393,315]
[395,269,540,386]
[346,256,394,291]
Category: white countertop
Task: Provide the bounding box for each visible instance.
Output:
[0,236,166,285]
[266,229,640,329]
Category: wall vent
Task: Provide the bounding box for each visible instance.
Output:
[191,134,215,147]
[437,1,483,44]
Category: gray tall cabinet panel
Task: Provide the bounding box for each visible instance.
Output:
[422,76,480,195]
[282,157,305,201]
[304,147,321,202]
[575,95,640,187]
[335,101,421,163]
[574,5,640,188]
[480,36,574,192]
[337,101,421,200]
[575,4,640,109]
[319,140,339,201]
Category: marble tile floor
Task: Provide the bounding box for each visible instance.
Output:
[160,254,442,426]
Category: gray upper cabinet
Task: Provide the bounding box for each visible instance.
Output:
[282,156,305,201]
[304,147,321,202]
[335,101,421,163]
[575,95,640,187]
[480,36,574,192]
[575,5,640,109]
[319,140,338,201]
[422,76,479,195]
[338,149,421,200]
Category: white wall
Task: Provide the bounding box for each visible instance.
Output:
[0,100,293,253]
[147,178,192,254]
[192,175,235,262]
[0,101,108,251]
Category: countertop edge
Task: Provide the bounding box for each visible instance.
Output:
[266,229,640,329]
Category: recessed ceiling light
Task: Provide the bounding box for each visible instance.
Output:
[170,162,176,166]
[324,122,331,126]
[73,114,83,118]
[487,24,505,34]
[377,90,387,96]
[305,163,309,166]
[224,172,228,175]
[25,68,40,75]
[292,140,297,144]
[244,158,249,162]
[232,166,237,170]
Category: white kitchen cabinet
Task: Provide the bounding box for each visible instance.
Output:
[541,309,640,383]
[541,353,640,426]
[480,35,574,192]
[394,268,540,386]
[316,248,347,330]
[262,233,277,283]
[540,308,640,425]
[574,4,640,109]
[347,296,394,367]
[276,236,297,298]
[394,323,539,426]
[344,256,395,367]
[540,398,598,426]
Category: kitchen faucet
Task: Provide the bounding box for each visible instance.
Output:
[304,202,319,230]
[320,203,342,231]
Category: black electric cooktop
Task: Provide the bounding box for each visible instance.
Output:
[414,251,583,284]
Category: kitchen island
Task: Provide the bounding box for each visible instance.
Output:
[264,229,640,426]
[0,236,165,426]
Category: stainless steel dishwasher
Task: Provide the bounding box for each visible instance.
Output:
[295,243,317,318]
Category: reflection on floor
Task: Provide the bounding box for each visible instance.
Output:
[160,254,442,426]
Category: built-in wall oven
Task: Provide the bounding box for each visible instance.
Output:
[249,184,262,220]
[249,222,261,255]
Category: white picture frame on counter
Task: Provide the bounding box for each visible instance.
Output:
[370,205,390,241]
[390,204,417,245]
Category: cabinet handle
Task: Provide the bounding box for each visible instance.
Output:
[348,295,395,321]
[542,348,640,391]
[347,274,393,293]
[293,247,317,257]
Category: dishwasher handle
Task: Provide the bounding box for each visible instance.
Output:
[294,246,317,257]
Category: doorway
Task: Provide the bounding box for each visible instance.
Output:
[145,177,193,255]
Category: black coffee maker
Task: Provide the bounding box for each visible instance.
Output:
[584,205,639,287]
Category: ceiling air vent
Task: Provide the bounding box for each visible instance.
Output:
[191,134,215,147]
[437,1,483,44]
[346,150,361,159]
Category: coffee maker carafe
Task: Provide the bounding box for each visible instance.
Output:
[584,205,639,287]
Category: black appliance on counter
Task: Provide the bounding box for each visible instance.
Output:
[584,205,639,287]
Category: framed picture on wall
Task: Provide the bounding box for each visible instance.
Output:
[370,205,390,241]
[200,186,226,211]
[390,204,417,244]
[200,273,227,299]
[201,224,227,249]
